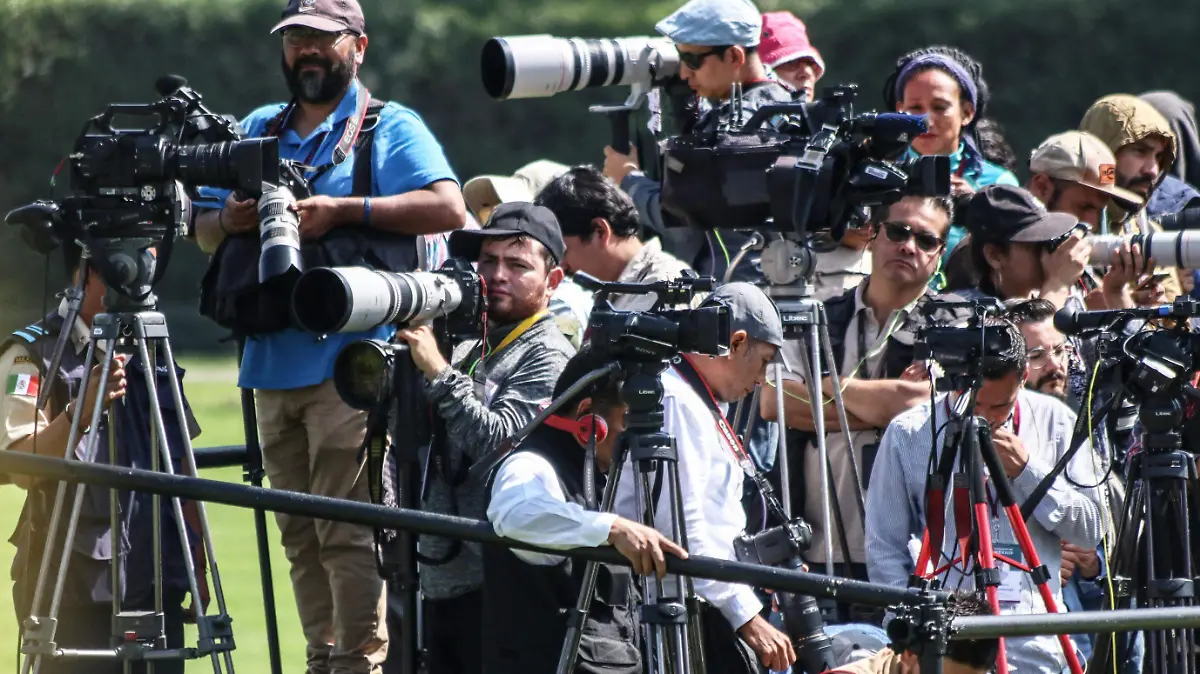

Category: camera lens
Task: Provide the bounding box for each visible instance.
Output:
[333,340,394,410]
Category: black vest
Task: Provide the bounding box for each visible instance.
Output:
[198,99,422,336]
[482,428,640,674]
[4,314,191,612]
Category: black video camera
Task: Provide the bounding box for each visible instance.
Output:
[574,272,730,362]
[733,519,813,568]
[913,298,1011,392]
[4,76,300,303]
[660,84,950,242]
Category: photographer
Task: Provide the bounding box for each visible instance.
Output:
[603,0,793,282]
[484,347,688,674]
[189,0,465,669]
[0,245,204,674]
[533,166,696,310]
[397,203,576,674]
[761,195,963,618]
[615,282,797,673]
[864,318,1105,674]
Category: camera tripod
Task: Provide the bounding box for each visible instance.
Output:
[911,386,1084,674]
[1091,391,1199,674]
[751,235,868,597]
[19,260,235,674]
[558,358,706,674]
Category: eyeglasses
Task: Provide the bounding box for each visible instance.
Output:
[876,222,945,253]
[1028,341,1073,369]
[282,28,352,48]
[677,46,729,70]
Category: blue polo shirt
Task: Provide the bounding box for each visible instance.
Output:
[197,79,458,390]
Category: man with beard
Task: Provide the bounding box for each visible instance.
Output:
[396,203,576,674]
[1002,298,1069,400]
[189,1,464,672]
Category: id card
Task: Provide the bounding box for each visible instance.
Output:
[993,543,1025,605]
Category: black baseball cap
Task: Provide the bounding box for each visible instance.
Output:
[271,0,366,36]
[448,202,566,264]
[965,185,1079,244]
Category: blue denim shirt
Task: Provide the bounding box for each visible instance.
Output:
[196,79,458,390]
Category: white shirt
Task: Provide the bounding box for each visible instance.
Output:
[488,451,617,566]
[613,365,763,629]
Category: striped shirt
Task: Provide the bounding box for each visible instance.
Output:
[865,388,1105,673]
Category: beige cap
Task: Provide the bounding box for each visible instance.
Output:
[1029,131,1143,208]
[462,160,570,219]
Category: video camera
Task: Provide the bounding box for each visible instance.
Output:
[1055,299,1200,444]
[3,76,307,303]
[574,272,729,362]
[660,85,950,241]
[913,298,1012,391]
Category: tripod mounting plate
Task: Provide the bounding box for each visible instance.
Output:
[760,237,816,286]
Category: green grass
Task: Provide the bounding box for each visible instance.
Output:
[0,355,307,673]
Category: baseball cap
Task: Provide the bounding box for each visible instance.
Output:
[965,185,1080,245]
[448,202,566,264]
[759,11,825,76]
[462,160,569,220]
[701,282,790,365]
[656,0,763,48]
[271,0,365,36]
[1029,131,1143,209]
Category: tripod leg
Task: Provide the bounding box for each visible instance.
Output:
[235,340,282,674]
[772,364,791,519]
[796,324,834,576]
[136,337,232,674]
[816,309,866,519]
[25,341,113,674]
[556,451,627,674]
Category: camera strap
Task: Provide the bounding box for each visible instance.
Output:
[265,85,373,176]
[672,355,790,523]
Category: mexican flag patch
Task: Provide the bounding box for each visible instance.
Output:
[6,374,39,397]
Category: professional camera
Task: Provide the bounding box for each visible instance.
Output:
[733,518,835,674]
[574,272,730,362]
[912,298,1011,390]
[481,35,678,101]
[1089,230,1200,269]
[660,85,951,240]
[4,76,305,302]
[291,259,486,409]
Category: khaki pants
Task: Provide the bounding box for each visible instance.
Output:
[257,379,388,674]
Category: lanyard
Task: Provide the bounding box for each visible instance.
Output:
[467,310,549,377]
[673,355,791,523]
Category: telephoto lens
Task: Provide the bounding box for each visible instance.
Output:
[480,35,676,100]
[291,267,466,334]
[1089,231,1200,269]
[257,184,303,284]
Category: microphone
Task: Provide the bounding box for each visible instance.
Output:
[853,112,929,139]
[155,74,188,96]
[1054,303,1180,336]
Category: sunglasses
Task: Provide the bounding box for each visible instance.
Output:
[677,46,730,70]
[875,222,945,253]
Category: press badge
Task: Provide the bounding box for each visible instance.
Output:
[994,543,1025,604]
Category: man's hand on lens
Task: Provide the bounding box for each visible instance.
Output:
[1100,242,1146,306]
[949,174,976,197]
[990,428,1029,479]
[295,194,343,241]
[395,325,450,381]
[607,518,687,578]
[602,145,640,185]
[220,191,259,235]
[737,614,797,671]
[76,355,128,429]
